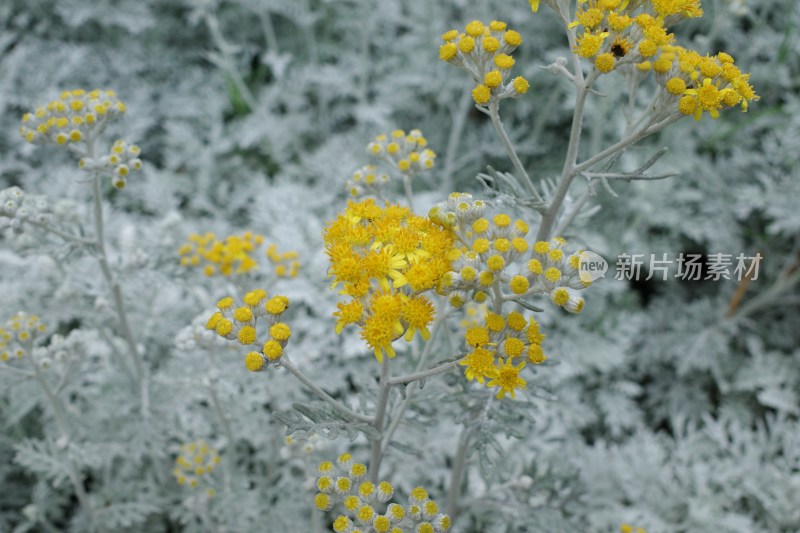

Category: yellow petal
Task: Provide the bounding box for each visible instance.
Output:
[420,327,431,341]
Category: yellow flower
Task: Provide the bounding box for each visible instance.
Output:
[401,295,435,342]
[487,358,527,399]
[575,32,609,58]
[595,53,615,73]
[472,84,492,105]
[324,200,455,361]
[334,300,364,334]
[439,43,457,61]
[178,232,267,277]
[460,347,495,383]
[503,30,522,47]
[512,76,530,94]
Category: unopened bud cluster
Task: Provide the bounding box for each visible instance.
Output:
[0,186,78,231]
[173,439,221,496]
[19,89,126,147]
[351,129,436,200]
[314,454,451,533]
[0,312,47,362]
[366,129,436,176]
[430,193,588,314]
[79,140,143,188]
[620,523,647,533]
[346,165,391,199]
[205,289,291,372]
[439,20,530,106]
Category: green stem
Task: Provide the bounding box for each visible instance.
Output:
[91,174,149,419]
[208,386,235,492]
[402,175,415,212]
[445,425,474,519]
[536,81,589,242]
[368,358,391,482]
[446,394,495,520]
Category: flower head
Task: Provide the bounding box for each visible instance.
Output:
[20,89,125,147]
[0,313,46,362]
[439,20,531,106]
[324,200,454,362]
[205,289,291,370]
[313,457,450,533]
[173,439,220,494]
[487,358,527,399]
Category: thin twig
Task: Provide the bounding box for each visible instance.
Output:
[25,220,94,245]
[581,171,679,181]
[442,88,473,193]
[387,359,460,386]
[402,175,415,212]
[90,173,149,419]
[277,358,373,423]
[487,99,543,202]
[208,386,234,492]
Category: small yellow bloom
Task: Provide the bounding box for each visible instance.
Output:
[472,84,492,105]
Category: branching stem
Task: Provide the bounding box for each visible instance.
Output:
[278,358,373,424]
[29,351,96,530]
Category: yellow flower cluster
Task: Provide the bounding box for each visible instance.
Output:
[265,244,301,278]
[0,313,47,362]
[621,523,647,533]
[79,139,143,189]
[459,310,546,399]
[430,193,588,313]
[566,0,757,118]
[179,232,263,276]
[439,20,530,106]
[324,199,455,362]
[570,0,701,62]
[19,89,126,146]
[205,289,291,371]
[346,165,391,199]
[172,439,220,496]
[314,454,451,533]
[179,232,301,278]
[660,47,758,120]
[366,129,436,175]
